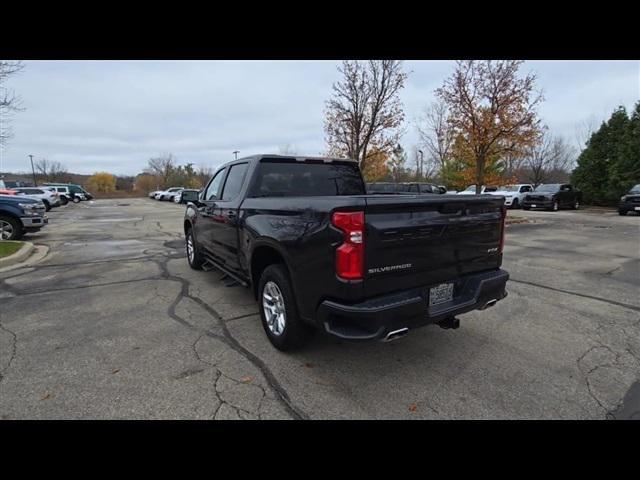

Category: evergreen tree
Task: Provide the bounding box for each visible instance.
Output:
[609,102,640,200]
[572,106,630,205]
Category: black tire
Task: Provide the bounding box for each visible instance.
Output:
[511,198,519,209]
[42,200,51,212]
[523,206,530,211]
[59,196,68,205]
[185,228,205,270]
[549,200,559,212]
[0,215,23,241]
[72,196,80,203]
[258,263,314,351]
[618,210,627,216]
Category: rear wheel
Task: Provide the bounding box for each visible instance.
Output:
[59,196,68,205]
[42,200,51,212]
[0,215,23,241]
[185,228,204,270]
[511,198,519,209]
[258,264,314,351]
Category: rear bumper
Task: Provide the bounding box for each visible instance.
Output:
[316,268,509,341]
[522,199,553,209]
[619,202,640,213]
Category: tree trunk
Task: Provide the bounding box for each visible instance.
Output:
[475,154,485,194]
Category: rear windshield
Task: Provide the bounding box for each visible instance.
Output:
[535,184,561,192]
[249,159,365,197]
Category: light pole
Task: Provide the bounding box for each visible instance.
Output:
[233,150,239,161]
[417,150,424,179]
[29,155,37,186]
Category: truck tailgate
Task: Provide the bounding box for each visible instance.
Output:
[363,195,505,297]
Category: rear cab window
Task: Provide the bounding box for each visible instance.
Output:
[249,158,365,197]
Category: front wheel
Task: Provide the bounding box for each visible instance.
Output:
[72,196,80,203]
[573,200,580,210]
[550,200,559,211]
[0,215,23,241]
[185,228,204,270]
[258,264,314,351]
[59,196,68,206]
[511,198,519,209]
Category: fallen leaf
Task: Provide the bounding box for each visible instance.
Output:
[112,369,120,374]
[304,363,313,368]
[408,403,417,412]
[240,376,253,383]
[40,393,52,401]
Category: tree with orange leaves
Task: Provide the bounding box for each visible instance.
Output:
[437,61,544,194]
[361,149,390,182]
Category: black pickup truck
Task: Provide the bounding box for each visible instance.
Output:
[184,155,509,350]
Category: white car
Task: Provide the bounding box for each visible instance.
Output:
[14,187,61,211]
[457,185,499,195]
[154,187,184,201]
[487,184,534,208]
[149,190,162,199]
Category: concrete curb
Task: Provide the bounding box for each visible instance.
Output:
[0,241,34,268]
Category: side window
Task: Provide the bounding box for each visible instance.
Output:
[57,188,66,193]
[221,163,249,201]
[205,168,226,201]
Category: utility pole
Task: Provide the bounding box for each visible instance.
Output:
[29,155,37,186]
[417,150,424,180]
[233,151,239,161]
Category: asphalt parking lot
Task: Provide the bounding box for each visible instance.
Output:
[1,199,638,419]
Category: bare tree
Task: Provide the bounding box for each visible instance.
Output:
[34,158,69,182]
[144,153,176,188]
[195,165,214,188]
[415,99,455,174]
[324,60,407,172]
[0,61,25,146]
[437,60,544,193]
[521,133,575,187]
[574,115,597,153]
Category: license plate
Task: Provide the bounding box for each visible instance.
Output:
[635,206,640,211]
[531,204,537,208]
[429,282,454,306]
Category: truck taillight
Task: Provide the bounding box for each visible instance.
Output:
[332,211,365,280]
[499,206,506,253]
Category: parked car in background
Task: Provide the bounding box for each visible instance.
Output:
[0,189,18,196]
[0,194,48,240]
[149,190,163,199]
[174,189,200,204]
[43,183,93,203]
[487,184,534,209]
[522,184,582,211]
[458,185,499,195]
[13,187,61,211]
[618,184,640,215]
[165,188,185,202]
[367,182,445,194]
[155,187,184,201]
[184,154,508,351]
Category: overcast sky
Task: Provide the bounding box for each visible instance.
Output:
[1,60,638,176]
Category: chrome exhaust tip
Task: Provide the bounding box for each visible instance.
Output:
[480,298,498,310]
[383,328,409,342]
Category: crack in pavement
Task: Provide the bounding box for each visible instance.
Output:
[509,278,640,312]
[156,257,307,420]
[0,319,17,386]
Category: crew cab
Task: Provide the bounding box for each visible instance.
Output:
[0,195,48,240]
[184,155,509,351]
[619,184,640,215]
[522,183,581,211]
